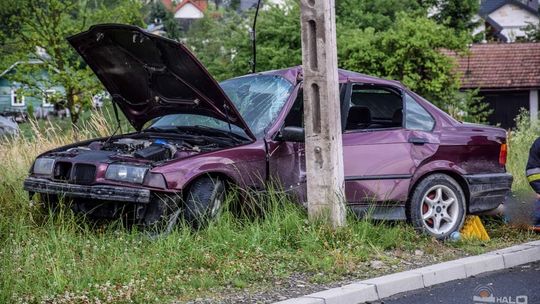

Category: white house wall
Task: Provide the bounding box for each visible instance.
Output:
[174,3,204,19]
[471,14,485,38]
[489,3,539,41]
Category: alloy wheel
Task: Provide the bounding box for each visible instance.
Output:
[420,185,460,235]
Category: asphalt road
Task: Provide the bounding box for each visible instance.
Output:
[377,261,540,304]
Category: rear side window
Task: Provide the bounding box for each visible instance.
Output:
[405,93,435,131]
[346,85,403,131]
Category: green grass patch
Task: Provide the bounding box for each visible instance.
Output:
[1,111,539,303]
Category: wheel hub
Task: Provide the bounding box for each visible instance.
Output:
[421,185,459,235]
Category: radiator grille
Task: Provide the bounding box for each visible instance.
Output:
[53,162,72,181]
[73,164,96,185]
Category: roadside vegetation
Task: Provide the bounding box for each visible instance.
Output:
[1,0,540,302]
[0,113,539,303]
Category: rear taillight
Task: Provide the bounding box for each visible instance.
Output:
[499,143,508,166]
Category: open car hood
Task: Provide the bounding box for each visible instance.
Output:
[68,24,255,140]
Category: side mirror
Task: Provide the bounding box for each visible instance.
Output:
[279,126,305,142]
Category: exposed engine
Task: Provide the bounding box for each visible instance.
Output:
[97,138,177,162]
[49,132,234,166]
[57,135,217,164]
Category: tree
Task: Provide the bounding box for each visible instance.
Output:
[336,0,427,31]
[429,0,480,35]
[186,2,301,80]
[0,0,28,69]
[338,14,469,110]
[147,1,182,40]
[525,22,540,42]
[185,0,488,121]
[446,89,492,123]
[3,0,144,126]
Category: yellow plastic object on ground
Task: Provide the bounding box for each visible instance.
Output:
[460,215,490,241]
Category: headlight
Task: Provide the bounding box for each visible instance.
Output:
[33,158,55,175]
[105,164,148,184]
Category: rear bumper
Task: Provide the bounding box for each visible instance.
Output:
[465,173,513,213]
[23,177,151,203]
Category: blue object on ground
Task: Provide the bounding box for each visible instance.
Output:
[450,231,461,241]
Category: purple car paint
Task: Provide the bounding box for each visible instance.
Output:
[24,24,512,238]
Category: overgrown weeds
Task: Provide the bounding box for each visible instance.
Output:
[0,113,538,303]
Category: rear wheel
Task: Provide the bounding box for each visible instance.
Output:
[408,174,466,240]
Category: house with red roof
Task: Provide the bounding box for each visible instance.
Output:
[446,43,540,128]
[477,0,539,42]
[161,0,208,18]
[160,0,208,30]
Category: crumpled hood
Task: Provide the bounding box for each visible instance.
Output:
[68,24,255,140]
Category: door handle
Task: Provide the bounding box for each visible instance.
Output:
[409,137,428,145]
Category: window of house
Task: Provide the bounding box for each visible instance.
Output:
[345,85,403,131]
[10,89,25,107]
[43,90,55,107]
[404,93,435,131]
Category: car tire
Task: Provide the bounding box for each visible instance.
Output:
[144,194,183,235]
[34,192,60,210]
[407,174,466,240]
[183,176,225,229]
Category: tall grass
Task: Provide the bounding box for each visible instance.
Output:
[507,110,540,194]
[0,112,538,303]
[0,116,430,303]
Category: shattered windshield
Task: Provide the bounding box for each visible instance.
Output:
[149,75,293,138]
[220,75,293,136]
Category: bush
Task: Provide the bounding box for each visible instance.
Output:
[507,110,540,194]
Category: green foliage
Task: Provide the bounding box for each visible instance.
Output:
[186,1,473,117]
[147,1,182,40]
[446,89,492,123]
[336,0,427,31]
[524,22,540,42]
[338,14,468,110]
[185,1,482,120]
[26,103,35,120]
[430,0,480,34]
[1,119,539,302]
[186,3,301,80]
[2,0,144,126]
[508,110,540,194]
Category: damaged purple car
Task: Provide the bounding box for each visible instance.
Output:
[24,24,512,238]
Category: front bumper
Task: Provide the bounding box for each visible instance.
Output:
[23,177,151,203]
[465,173,513,213]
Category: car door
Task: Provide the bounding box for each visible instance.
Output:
[342,84,439,205]
[266,85,348,203]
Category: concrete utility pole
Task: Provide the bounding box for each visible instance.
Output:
[299,0,346,227]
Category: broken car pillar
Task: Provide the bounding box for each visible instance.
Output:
[299,0,346,227]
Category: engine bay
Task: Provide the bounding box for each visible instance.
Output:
[49,133,233,164]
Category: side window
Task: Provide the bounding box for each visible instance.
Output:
[345,85,403,131]
[405,93,435,131]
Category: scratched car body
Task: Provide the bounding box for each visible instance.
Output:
[23,24,512,238]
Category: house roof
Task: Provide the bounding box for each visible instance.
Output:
[0,59,43,78]
[444,43,540,90]
[480,0,539,17]
[161,0,207,14]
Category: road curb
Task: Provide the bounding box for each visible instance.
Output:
[274,240,540,304]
